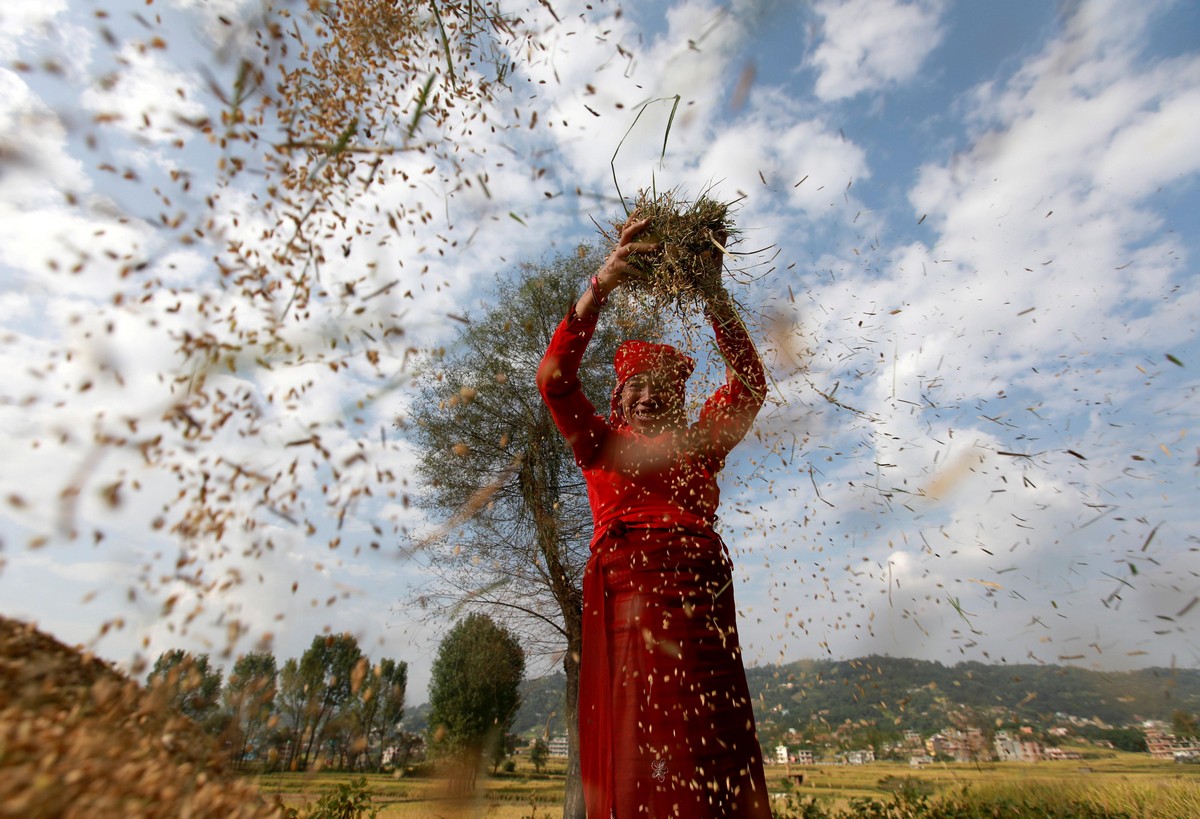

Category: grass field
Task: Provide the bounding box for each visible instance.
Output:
[253,751,1200,818]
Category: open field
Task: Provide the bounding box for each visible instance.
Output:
[774,753,1200,816]
[253,751,1200,818]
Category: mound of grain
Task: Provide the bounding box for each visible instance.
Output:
[0,615,279,819]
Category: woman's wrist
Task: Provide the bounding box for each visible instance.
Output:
[589,274,608,309]
[594,270,619,299]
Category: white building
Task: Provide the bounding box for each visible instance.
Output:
[548,735,570,758]
[774,746,815,765]
[845,749,875,765]
[994,731,1043,762]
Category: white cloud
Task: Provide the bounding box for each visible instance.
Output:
[80,44,205,144]
[745,0,1200,671]
[0,70,90,201]
[810,0,948,101]
[0,0,68,59]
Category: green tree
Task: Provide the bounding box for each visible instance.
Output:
[282,634,366,770]
[1172,710,1199,739]
[428,613,525,792]
[147,650,224,732]
[276,657,309,770]
[223,651,278,768]
[354,658,408,771]
[407,249,656,817]
[530,736,550,773]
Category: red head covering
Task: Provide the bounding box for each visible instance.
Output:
[609,340,695,427]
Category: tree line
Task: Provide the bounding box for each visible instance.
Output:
[145,613,527,779]
[147,633,408,772]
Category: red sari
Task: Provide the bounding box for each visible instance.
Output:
[538,310,771,819]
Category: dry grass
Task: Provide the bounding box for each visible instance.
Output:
[775,757,1200,817]
[258,757,1200,818]
[605,188,738,317]
[257,767,566,819]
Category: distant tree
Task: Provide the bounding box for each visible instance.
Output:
[147,650,223,732]
[386,731,425,772]
[1173,710,1199,739]
[276,657,308,770]
[428,614,525,791]
[223,651,278,768]
[490,732,518,774]
[322,707,358,769]
[407,249,657,817]
[1078,726,1148,753]
[281,634,365,770]
[530,737,550,773]
[353,658,408,771]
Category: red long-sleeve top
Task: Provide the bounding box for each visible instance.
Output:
[537,309,766,541]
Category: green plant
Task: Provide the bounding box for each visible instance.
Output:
[300,777,379,819]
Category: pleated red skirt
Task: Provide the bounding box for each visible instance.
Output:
[579,525,772,818]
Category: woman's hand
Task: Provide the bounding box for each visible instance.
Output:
[704,285,738,327]
[575,215,658,319]
[597,216,657,290]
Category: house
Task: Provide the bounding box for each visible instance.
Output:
[1145,731,1200,761]
[994,731,1043,762]
[774,746,815,765]
[1044,747,1083,761]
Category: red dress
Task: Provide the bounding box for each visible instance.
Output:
[538,310,771,819]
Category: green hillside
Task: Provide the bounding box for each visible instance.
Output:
[507,657,1200,740]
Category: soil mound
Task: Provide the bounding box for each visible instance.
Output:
[0,615,279,818]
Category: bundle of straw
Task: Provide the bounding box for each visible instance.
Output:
[607,189,738,317]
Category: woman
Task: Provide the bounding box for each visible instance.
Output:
[537,216,772,818]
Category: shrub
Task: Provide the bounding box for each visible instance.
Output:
[288,777,379,819]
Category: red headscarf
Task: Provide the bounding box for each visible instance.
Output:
[609,340,695,428]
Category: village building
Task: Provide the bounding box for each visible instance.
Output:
[1144,731,1200,761]
[844,749,875,765]
[547,735,570,758]
[994,730,1044,762]
[772,746,816,765]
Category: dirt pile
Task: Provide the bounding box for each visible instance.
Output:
[0,615,279,818]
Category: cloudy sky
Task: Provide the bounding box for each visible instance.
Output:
[1,0,1197,703]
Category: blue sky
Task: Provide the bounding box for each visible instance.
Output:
[0,0,1197,703]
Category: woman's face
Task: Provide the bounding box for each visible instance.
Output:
[619,370,685,435]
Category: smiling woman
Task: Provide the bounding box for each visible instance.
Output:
[537,216,770,818]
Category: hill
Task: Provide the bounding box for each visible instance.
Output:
[505,655,1200,739]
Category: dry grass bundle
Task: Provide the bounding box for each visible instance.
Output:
[606,189,739,317]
